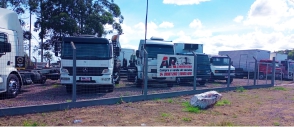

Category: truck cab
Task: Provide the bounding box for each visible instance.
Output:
[58,35,121,93]
[280,60,294,80]
[0,8,24,98]
[133,37,175,87]
[209,55,235,83]
[258,59,282,79]
[174,43,211,85]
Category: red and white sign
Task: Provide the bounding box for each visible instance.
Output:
[157,54,194,77]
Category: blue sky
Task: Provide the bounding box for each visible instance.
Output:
[24,0,294,61]
[108,0,294,54]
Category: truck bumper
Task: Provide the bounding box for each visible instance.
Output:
[147,73,176,82]
[212,75,235,80]
[60,75,113,86]
[177,75,210,82]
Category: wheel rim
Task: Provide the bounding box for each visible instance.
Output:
[8,79,19,94]
[259,74,264,79]
[176,78,180,84]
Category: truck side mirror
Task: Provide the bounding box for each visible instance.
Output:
[0,42,11,53]
[136,50,140,58]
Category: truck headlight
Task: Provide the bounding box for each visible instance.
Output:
[61,68,69,73]
[102,69,110,74]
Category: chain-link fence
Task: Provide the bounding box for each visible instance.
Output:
[1,41,293,116]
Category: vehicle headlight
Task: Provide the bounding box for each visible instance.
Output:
[102,69,110,74]
[61,68,69,73]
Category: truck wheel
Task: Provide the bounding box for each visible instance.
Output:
[135,76,143,87]
[199,80,206,86]
[259,73,265,80]
[176,78,181,85]
[66,85,72,94]
[226,78,233,84]
[108,85,114,92]
[6,74,21,98]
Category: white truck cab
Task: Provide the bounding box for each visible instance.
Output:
[58,35,121,93]
[0,8,24,98]
[208,55,235,83]
[134,37,175,87]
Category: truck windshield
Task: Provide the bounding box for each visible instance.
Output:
[211,57,230,66]
[145,44,174,58]
[61,42,111,60]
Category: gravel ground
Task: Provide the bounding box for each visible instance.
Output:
[0,78,292,108]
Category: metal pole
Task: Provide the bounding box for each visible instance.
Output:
[253,57,257,86]
[226,55,231,88]
[271,57,276,86]
[144,50,148,98]
[192,52,197,91]
[144,0,148,49]
[266,63,268,84]
[29,2,31,60]
[71,41,76,102]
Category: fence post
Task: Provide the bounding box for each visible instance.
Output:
[271,57,276,86]
[144,50,148,99]
[226,55,231,88]
[71,41,76,102]
[192,52,197,91]
[266,63,268,84]
[253,57,257,86]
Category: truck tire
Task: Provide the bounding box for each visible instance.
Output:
[135,76,143,88]
[199,80,206,86]
[226,78,233,84]
[259,73,265,80]
[176,78,181,85]
[6,74,21,98]
[108,85,114,92]
[66,85,72,94]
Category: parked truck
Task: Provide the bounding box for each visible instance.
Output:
[131,36,175,87]
[219,49,281,80]
[119,48,135,70]
[174,43,211,85]
[208,55,235,83]
[271,52,294,80]
[0,8,24,98]
[57,34,121,93]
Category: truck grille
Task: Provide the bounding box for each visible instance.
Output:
[63,67,108,76]
[150,69,157,73]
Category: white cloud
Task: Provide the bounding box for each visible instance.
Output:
[163,0,210,5]
[189,19,202,28]
[193,30,212,37]
[243,0,294,31]
[159,21,174,28]
[233,15,244,23]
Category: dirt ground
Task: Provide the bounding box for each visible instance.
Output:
[0,84,294,126]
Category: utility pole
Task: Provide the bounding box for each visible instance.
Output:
[144,0,148,49]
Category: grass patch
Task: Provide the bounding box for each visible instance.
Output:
[182,101,201,113]
[167,99,173,103]
[52,84,60,88]
[273,122,280,126]
[182,117,192,122]
[161,113,170,117]
[272,86,287,91]
[215,99,231,106]
[23,120,45,126]
[236,86,246,92]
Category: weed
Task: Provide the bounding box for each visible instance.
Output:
[272,86,287,91]
[23,120,45,126]
[123,92,130,96]
[236,86,245,92]
[182,117,192,122]
[66,100,72,102]
[215,99,231,106]
[117,96,124,104]
[232,114,238,118]
[273,122,280,126]
[52,84,59,88]
[41,113,46,117]
[182,101,201,113]
[161,113,170,117]
[154,98,160,102]
[167,99,173,103]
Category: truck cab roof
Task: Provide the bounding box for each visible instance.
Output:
[63,36,110,43]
